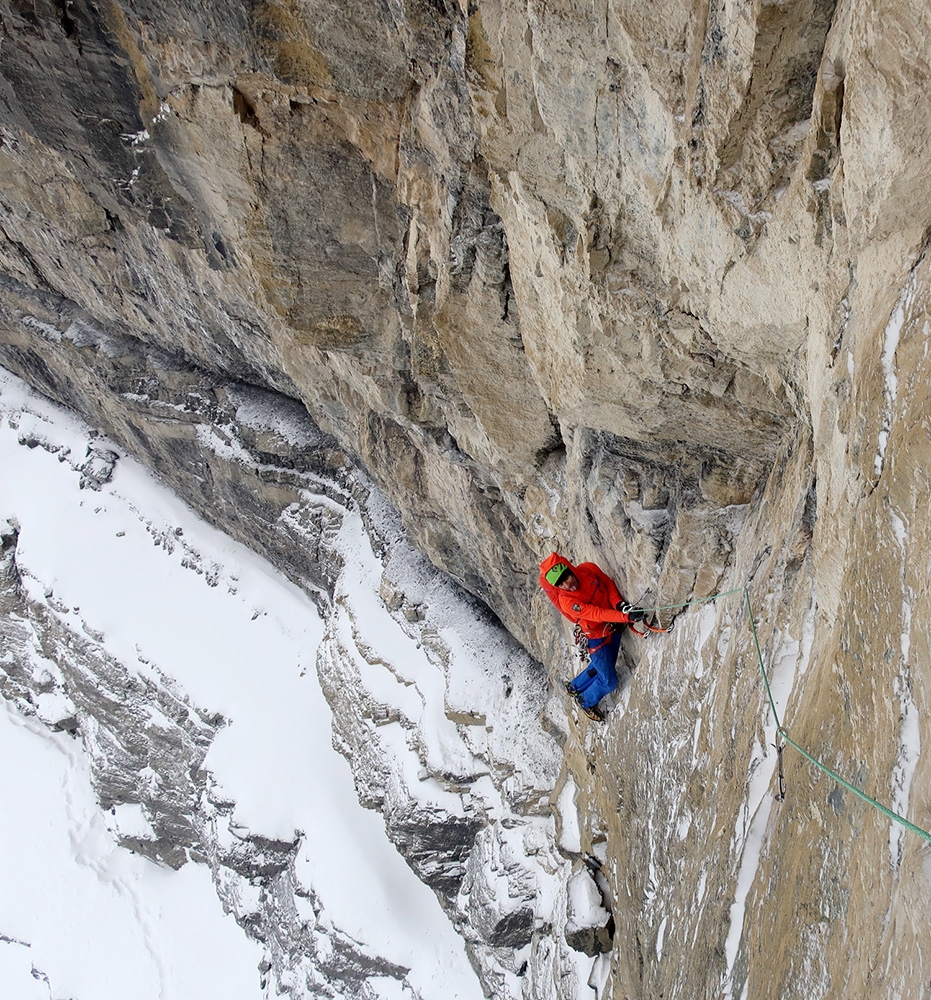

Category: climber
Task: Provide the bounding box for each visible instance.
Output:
[538,553,646,722]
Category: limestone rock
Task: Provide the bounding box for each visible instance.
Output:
[3,0,931,997]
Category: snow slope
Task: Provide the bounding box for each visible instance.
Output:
[0,367,484,1000]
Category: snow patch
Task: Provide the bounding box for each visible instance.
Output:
[655,915,668,960]
[721,738,776,999]
[875,272,917,476]
[557,776,583,853]
[107,802,158,841]
[694,604,717,680]
[21,315,63,343]
[565,869,609,934]
[230,385,325,448]
[588,953,611,998]
[33,689,76,727]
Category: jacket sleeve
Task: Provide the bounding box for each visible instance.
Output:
[596,565,624,610]
[556,591,630,624]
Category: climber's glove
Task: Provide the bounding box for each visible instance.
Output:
[618,601,646,623]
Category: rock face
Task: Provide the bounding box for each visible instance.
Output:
[2,0,931,998]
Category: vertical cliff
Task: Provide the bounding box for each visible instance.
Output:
[1,0,931,997]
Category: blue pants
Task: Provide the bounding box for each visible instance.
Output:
[568,631,620,709]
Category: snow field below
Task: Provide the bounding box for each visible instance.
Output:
[0,700,264,1000]
[0,367,484,1000]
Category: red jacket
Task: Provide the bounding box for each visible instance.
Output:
[539,552,630,638]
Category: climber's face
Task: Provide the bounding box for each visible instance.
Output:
[556,571,579,592]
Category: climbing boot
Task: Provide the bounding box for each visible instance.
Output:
[582,704,606,723]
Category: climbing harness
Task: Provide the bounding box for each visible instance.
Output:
[574,619,670,644]
[638,585,931,844]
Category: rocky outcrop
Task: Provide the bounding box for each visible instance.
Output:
[3,0,931,997]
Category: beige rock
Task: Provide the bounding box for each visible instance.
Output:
[2,0,931,996]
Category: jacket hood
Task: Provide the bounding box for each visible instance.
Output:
[539,552,577,593]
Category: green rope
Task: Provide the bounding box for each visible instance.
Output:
[639,586,747,614]
[744,589,782,728]
[648,583,931,844]
[744,587,931,844]
[778,732,931,842]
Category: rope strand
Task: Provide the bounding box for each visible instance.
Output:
[648,583,931,843]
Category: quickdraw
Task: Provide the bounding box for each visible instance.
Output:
[572,623,589,663]
[774,739,786,801]
[629,619,672,636]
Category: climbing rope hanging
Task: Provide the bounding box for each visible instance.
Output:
[640,585,931,844]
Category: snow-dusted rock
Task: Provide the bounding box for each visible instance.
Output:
[565,866,612,957]
[0,370,588,999]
